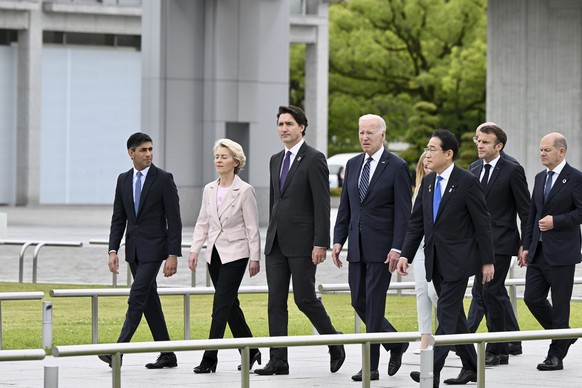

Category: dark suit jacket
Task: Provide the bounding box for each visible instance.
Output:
[109,164,182,262]
[470,157,530,256]
[401,165,494,281]
[522,163,582,266]
[334,150,411,261]
[264,142,330,257]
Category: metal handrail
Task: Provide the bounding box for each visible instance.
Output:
[0,349,46,361]
[0,292,45,349]
[51,328,582,388]
[49,286,274,343]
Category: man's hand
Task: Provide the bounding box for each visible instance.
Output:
[312,247,327,265]
[249,260,260,277]
[331,243,343,268]
[518,249,529,267]
[539,215,554,232]
[188,252,198,272]
[163,255,178,277]
[396,258,409,276]
[386,250,401,273]
[108,252,119,274]
[481,263,494,284]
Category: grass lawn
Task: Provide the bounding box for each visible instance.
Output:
[1,282,580,350]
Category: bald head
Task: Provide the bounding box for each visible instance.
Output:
[539,132,567,169]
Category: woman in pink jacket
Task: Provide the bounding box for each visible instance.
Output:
[189,138,261,373]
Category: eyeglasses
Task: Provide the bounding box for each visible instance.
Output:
[424,146,444,154]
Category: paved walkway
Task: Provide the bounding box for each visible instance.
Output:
[1,205,582,387]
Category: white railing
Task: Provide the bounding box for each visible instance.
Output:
[0,349,46,361]
[51,328,582,388]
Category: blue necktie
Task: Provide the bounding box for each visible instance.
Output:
[279,151,291,192]
[134,171,142,215]
[543,170,554,202]
[359,157,372,202]
[433,175,443,222]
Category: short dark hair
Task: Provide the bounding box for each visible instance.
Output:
[478,123,507,148]
[432,129,459,161]
[277,105,308,136]
[127,132,152,151]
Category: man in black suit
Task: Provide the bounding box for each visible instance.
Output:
[99,132,182,369]
[468,123,530,366]
[397,129,495,387]
[520,132,582,371]
[255,105,345,376]
[332,114,411,381]
[466,123,524,357]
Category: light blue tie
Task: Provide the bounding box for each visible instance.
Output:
[134,171,142,215]
[433,175,443,222]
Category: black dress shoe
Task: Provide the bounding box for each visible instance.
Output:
[351,369,379,381]
[98,354,123,368]
[388,342,409,376]
[145,352,177,369]
[193,360,218,374]
[329,344,346,373]
[254,358,289,375]
[443,368,477,385]
[237,351,262,371]
[508,342,523,355]
[537,356,563,371]
[485,352,509,366]
[410,371,439,387]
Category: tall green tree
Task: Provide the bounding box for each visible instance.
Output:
[295,0,486,165]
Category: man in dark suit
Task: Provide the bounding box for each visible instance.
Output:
[468,123,530,367]
[520,132,582,371]
[467,124,524,357]
[332,114,411,382]
[255,105,345,376]
[397,129,495,387]
[99,132,182,369]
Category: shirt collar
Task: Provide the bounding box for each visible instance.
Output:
[438,163,455,182]
[548,159,566,176]
[285,138,305,156]
[484,154,501,169]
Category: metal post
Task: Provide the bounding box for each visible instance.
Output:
[44,366,58,388]
[354,313,361,333]
[477,342,486,388]
[0,301,3,349]
[42,301,53,350]
[33,242,48,284]
[112,353,122,388]
[19,241,36,283]
[509,259,517,316]
[396,272,402,296]
[112,272,117,287]
[191,268,196,287]
[91,295,99,344]
[419,346,434,388]
[241,346,250,388]
[183,295,190,340]
[126,265,132,287]
[205,265,211,288]
[361,342,371,387]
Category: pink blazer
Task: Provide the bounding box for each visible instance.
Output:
[190,175,261,264]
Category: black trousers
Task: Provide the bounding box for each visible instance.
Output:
[200,247,257,365]
[266,238,337,362]
[432,269,477,378]
[349,260,403,370]
[471,254,516,354]
[118,259,171,344]
[524,243,575,360]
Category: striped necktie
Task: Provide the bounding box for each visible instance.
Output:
[359,157,372,202]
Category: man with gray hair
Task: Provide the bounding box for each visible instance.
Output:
[332,114,411,381]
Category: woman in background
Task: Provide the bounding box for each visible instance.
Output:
[412,151,439,353]
[189,138,261,373]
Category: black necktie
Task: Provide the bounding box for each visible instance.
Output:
[544,170,555,202]
[359,157,372,202]
[481,164,491,191]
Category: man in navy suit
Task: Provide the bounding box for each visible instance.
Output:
[100,132,182,369]
[255,105,345,376]
[468,123,530,366]
[467,124,524,357]
[397,129,495,387]
[520,132,582,371]
[332,114,411,381]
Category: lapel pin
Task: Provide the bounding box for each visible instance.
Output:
[428,184,432,192]
[563,179,567,184]
[297,156,302,161]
